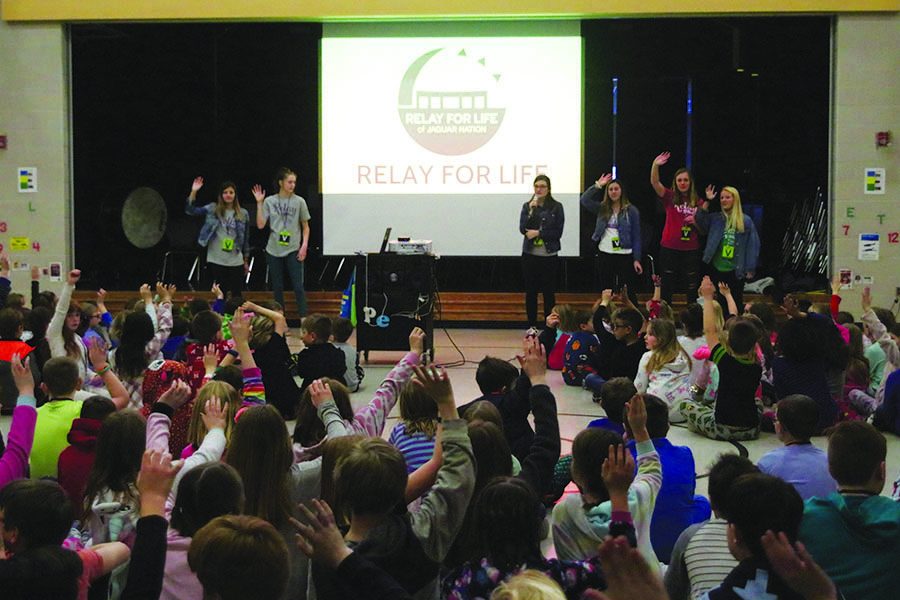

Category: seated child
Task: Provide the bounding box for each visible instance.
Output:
[679,277,762,441]
[388,382,438,473]
[551,394,662,575]
[536,304,575,371]
[703,473,806,599]
[665,455,758,600]
[587,377,634,435]
[757,394,837,500]
[593,301,646,385]
[678,303,709,387]
[310,367,475,598]
[332,316,364,392]
[458,356,534,460]
[291,314,346,394]
[31,357,84,479]
[634,318,692,423]
[0,479,126,599]
[244,300,301,420]
[799,421,900,599]
[183,311,230,391]
[625,394,710,564]
[561,309,602,389]
[57,396,117,508]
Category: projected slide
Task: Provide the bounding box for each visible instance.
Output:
[321,24,582,256]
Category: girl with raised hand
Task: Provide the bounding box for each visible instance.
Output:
[226,379,352,599]
[580,173,643,304]
[186,177,250,299]
[109,283,174,408]
[519,174,565,327]
[695,185,760,312]
[47,269,89,379]
[253,167,311,317]
[650,152,709,304]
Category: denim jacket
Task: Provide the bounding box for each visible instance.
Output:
[579,186,642,260]
[695,210,759,277]
[185,200,250,257]
[519,200,564,254]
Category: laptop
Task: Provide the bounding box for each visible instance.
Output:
[379,227,392,253]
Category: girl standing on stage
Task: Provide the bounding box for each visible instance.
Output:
[650,152,709,304]
[695,186,760,311]
[253,168,311,317]
[580,173,643,304]
[519,175,564,327]
[186,177,250,299]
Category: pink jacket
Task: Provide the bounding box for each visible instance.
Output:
[0,398,37,489]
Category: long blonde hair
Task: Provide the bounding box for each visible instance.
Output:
[646,319,692,373]
[187,381,241,447]
[721,186,745,233]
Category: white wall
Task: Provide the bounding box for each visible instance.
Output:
[0,6,69,299]
[831,14,900,315]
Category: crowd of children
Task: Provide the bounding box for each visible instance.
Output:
[0,251,899,600]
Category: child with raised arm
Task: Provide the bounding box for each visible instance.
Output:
[552,393,662,574]
[592,290,646,386]
[679,276,762,441]
[0,354,38,488]
[243,300,301,419]
[312,364,476,600]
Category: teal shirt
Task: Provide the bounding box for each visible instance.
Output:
[799,493,900,599]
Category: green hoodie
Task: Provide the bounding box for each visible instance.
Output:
[799,492,900,599]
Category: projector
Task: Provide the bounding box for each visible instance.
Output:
[387,239,433,255]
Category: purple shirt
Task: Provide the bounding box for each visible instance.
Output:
[757,443,837,500]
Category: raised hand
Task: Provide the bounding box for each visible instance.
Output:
[861,286,872,313]
[602,443,636,498]
[516,335,546,385]
[88,338,110,372]
[140,283,153,303]
[211,282,223,300]
[191,176,204,193]
[158,379,192,410]
[136,449,182,517]
[252,184,266,203]
[67,269,81,285]
[202,343,220,375]
[698,276,716,300]
[625,394,649,442]
[0,253,9,277]
[705,184,717,200]
[583,536,668,600]
[200,396,227,432]
[291,499,352,568]
[600,289,613,306]
[718,281,732,297]
[653,151,670,166]
[308,379,334,408]
[761,531,837,600]
[546,311,561,328]
[412,364,454,409]
[595,173,612,188]
[31,265,40,281]
[230,307,251,345]
[11,354,34,396]
[408,326,425,355]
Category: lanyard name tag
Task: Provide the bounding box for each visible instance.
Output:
[221,237,235,251]
[611,236,621,249]
[722,244,735,259]
[278,231,291,246]
[681,225,692,241]
[533,237,544,247]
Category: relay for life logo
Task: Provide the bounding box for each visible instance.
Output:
[398,47,506,156]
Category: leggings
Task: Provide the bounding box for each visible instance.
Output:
[522,253,559,326]
[597,252,639,305]
[659,247,700,304]
[206,263,244,299]
[705,266,745,316]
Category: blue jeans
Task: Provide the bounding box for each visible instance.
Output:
[266,252,307,316]
[584,373,606,394]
